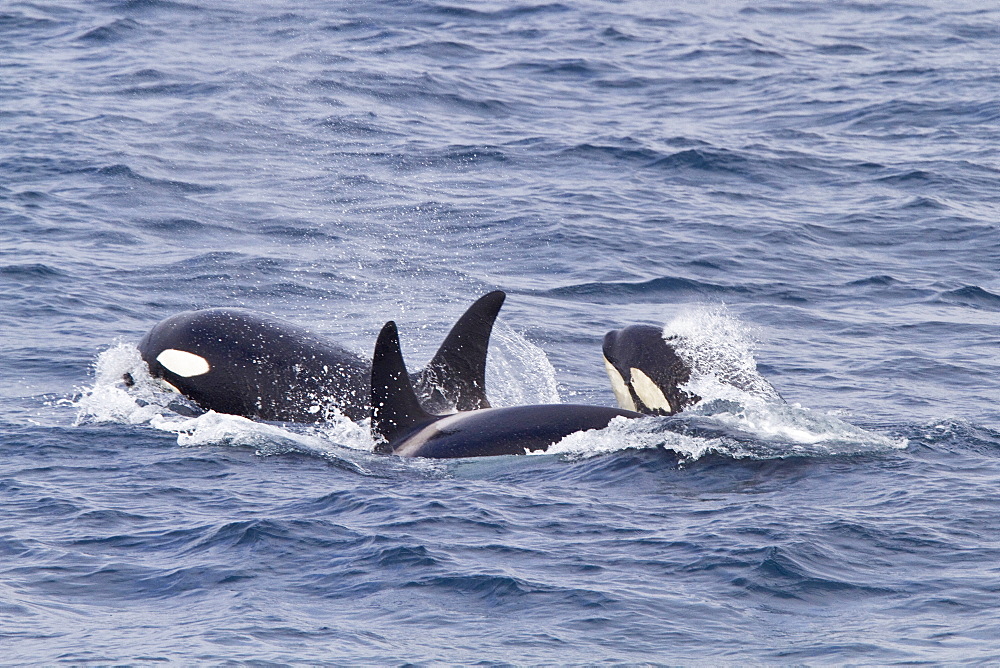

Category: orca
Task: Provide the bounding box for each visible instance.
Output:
[132,291,506,422]
[603,324,785,415]
[601,325,699,416]
[371,320,643,458]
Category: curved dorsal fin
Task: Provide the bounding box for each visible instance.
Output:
[371,321,434,451]
[416,290,506,413]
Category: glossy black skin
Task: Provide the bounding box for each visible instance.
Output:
[386,404,643,459]
[602,324,699,415]
[137,291,505,422]
[371,321,644,458]
[138,308,372,421]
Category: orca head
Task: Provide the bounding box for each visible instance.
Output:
[137,311,213,382]
[135,309,254,416]
[602,325,699,416]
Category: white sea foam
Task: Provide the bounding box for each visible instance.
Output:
[74,342,183,426]
[545,416,731,461]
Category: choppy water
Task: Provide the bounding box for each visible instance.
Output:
[2,0,999,663]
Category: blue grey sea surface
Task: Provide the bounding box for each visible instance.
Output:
[2,0,999,663]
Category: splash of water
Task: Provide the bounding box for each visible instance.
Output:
[545,408,905,463]
[74,342,185,426]
[545,416,732,461]
[485,321,561,407]
[665,304,782,404]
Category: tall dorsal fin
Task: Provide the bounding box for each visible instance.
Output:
[416,290,506,413]
[371,321,435,451]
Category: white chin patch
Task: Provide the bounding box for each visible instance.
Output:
[156,349,210,377]
[154,378,181,394]
[630,367,672,414]
[603,357,637,411]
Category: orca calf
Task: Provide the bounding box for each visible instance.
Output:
[603,323,785,415]
[602,325,699,416]
[371,321,643,458]
[133,291,506,422]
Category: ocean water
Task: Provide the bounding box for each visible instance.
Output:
[2,0,1000,663]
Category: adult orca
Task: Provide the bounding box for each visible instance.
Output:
[371,320,643,458]
[132,291,506,422]
[601,325,699,416]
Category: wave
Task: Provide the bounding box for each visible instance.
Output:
[76,18,143,43]
[0,263,70,280]
[934,285,1000,311]
[426,3,571,21]
[72,164,218,194]
[539,277,752,303]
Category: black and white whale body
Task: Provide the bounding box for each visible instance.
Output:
[603,323,783,415]
[602,324,699,416]
[135,291,506,422]
[371,321,643,458]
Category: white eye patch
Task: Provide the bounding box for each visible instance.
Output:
[630,367,672,414]
[156,349,210,377]
[603,357,637,412]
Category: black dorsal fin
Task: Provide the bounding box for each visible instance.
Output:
[371,321,435,452]
[416,290,506,413]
